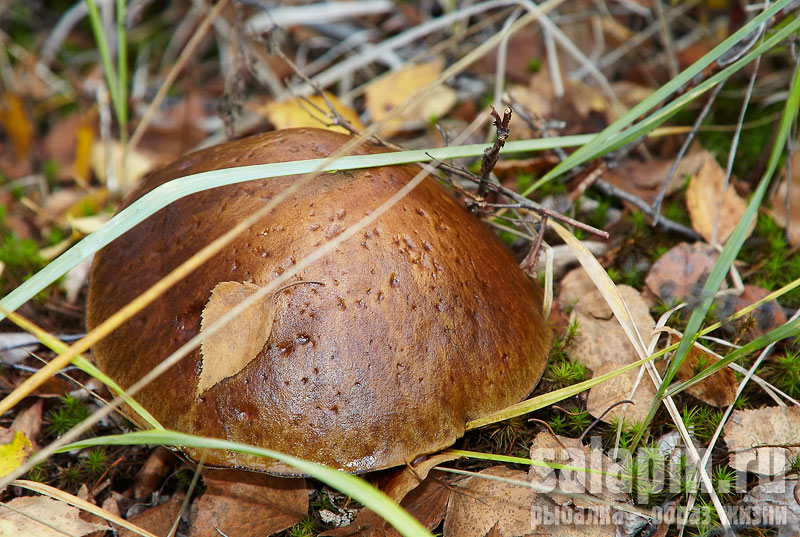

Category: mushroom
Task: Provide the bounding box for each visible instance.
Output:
[86,127,551,474]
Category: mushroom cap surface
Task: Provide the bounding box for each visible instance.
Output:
[87,128,551,474]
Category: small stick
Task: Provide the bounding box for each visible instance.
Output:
[478,106,512,200]
[520,215,548,275]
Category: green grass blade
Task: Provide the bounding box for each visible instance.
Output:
[60,430,433,537]
[85,0,123,126]
[116,0,128,128]
[522,0,794,194]
[665,316,800,397]
[0,135,591,323]
[630,52,800,451]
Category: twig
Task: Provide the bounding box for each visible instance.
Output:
[434,159,609,239]
[520,215,547,274]
[651,82,725,224]
[478,106,512,200]
[593,178,702,239]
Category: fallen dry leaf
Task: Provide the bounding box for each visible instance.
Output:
[743,478,800,537]
[0,93,33,161]
[645,242,719,305]
[528,433,647,537]
[259,92,364,134]
[566,285,656,423]
[724,406,800,476]
[375,452,458,504]
[444,466,537,537]
[714,285,788,339]
[0,495,108,537]
[133,446,177,500]
[365,57,457,136]
[119,493,184,537]
[322,473,450,537]
[198,281,274,395]
[604,150,707,206]
[0,429,31,478]
[675,345,737,407]
[686,153,752,244]
[187,470,308,537]
[90,140,159,191]
[558,267,598,307]
[768,147,800,246]
[10,400,42,450]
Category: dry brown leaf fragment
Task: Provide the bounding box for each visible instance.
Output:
[118,493,184,537]
[768,148,800,246]
[713,285,788,339]
[133,446,177,500]
[527,433,647,536]
[0,495,108,537]
[322,473,450,537]
[365,57,457,136]
[565,285,656,423]
[686,153,753,244]
[187,470,308,537]
[444,466,538,537]
[743,478,800,537]
[675,345,737,407]
[197,281,274,395]
[603,150,707,206]
[724,406,800,476]
[644,242,719,305]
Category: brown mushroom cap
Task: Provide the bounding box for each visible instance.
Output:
[87,127,551,474]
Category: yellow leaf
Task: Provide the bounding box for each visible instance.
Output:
[73,117,94,183]
[259,92,364,134]
[90,140,157,191]
[0,93,34,161]
[365,57,457,136]
[686,153,753,244]
[0,429,32,478]
[198,282,275,395]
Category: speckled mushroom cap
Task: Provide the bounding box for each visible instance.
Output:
[87,128,551,474]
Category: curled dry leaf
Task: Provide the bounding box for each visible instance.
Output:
[724,406,800,476]
[0,495,108,537]
[258,92,365,134]
[644,242,719,305]
[187,470,308,537]
[133,446,177,500]
[768,148,800,246]
[566,285,656,423]
[686,152,753,244]
[365,57,457,136]
[197,281,274,395]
